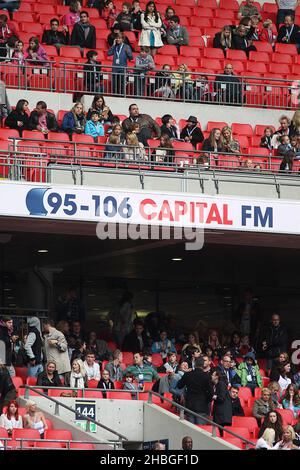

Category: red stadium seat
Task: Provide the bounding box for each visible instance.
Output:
[157,45,178,56]
[214,9,235,20]
[254,125,275,136]
[190,17,211,28]
[248,147,269,156]
[87,379,99,389]
[219,0,239,9]
[0,428,8,439]
[203,48,224,59]
[222,436,244,449]
[44,429,72,447]
[231,417,259,438]
[12,377,23,390]
[60,46,82,59]
[249,51,270,63]
[13,12,35,22]
[21,22,43,36]
[83,391,103,399]
[252,42,273,53]
[26,377,37,386]
[198,0,218,7]
[0,128,19,140]
[247,62,267,74]
[212,18,232,29]
[198,425,221,436]
[106,392,132,400]
[272,53,293,64]
[237,387,252,401]
[70,443,95,450]
[232,123,253,136]
[206,121,228,132]
[35,441,64,449]
[268,63,290,75]
[275,43,298,55]
[152,353,163,367]
[194,8,214,18]
[275,408,295,425]
[155,55,175,67]
[224,426,251,440]
[200,58,223,70]
[122,351,133,365]
[180,46,201,58]
[12,428,40,444]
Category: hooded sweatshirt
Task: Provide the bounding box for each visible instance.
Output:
[237,352,262,387]
[24,317,43,364]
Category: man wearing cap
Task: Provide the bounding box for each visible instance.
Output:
[214,63,243,105]
[180,116,204,149]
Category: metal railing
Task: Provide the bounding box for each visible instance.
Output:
[0,60,298,110]
[0,437,120,451]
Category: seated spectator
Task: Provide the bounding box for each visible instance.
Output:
[166,15,189,50]
[122,103,161,143]
[62,102,86,136]
[103,0,118,30]
[277,14,300,52]
[271,115,292,149]
[271,362,293,393]
[237,352,262,394]
[289,109,300,137]
[62,1,81,27]
[256,428,276,449]
[11,40,26,66]
[186,346,202,370]
[26,37,49,65]
[259,19,277,47]
[238,0,261,20]
[282,383,300,417]
[23,401,48,438]
[202,128,222,155]
[28,101,58,134]
[206,329,223,357]
[123,132,146,160]
[65,359,88,389]
[153,64,175,99]
[105,134,124,159]
[71,339,86,363]
[84,111,105,141]
[163,6,176,30]
[83,351,101,381]
[172,64,194,101]
[294,415,300,443]
[105,350,124,381]
[180,116,204,150]
[229,386,245,416]
[71,11,96,49]
[107,23,131,48]
[181,332,202,359]
[152,135,174,163]
[151,330,177,360]
[248,15,260,40]
[86,331,112,362]
[139,1,164,56]
[0,14,18,60]
[116,2,132,31]
[239,334,255,356]
[124,352,159,383]
[273,425,299,449]
[214,64,242,105]
[5,99,29,136]
[260,127,274,150]
[97,370,114,397]
[216,354,241,387]
[69,320,85,342]
[258,410,284,443]
[134,46,155,97]
[252,388,275,425]
[160,114,179,140]
[36,361,62,392]
[268,381,282,408]
[228,331,242,359]
[220,126,241,154]
[280,151,294,173]
[292,369,300,388]
[278,134,293,157]
[131,0,143,30]
[213,26,233,56]
[212,370,233,430]
[42,18,69,48]
[122,319,150,353]
[83,50,103,93]
[0,400,23,437]
[87,94,114,122]
[123,372,143,398]
[232,24,256,57]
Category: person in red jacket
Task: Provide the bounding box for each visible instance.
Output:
[259,19,277,47]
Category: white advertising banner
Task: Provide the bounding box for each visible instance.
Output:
[0,181,299,235]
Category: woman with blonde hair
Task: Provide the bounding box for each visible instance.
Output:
[290,110,300,137]
[172,64,194,100]
[62,102,86,136]
[256,428,275,449]
[64,359,88,389]
[273,425,298,449]
[213,26,232,55]
[123,132,146,161]
[221,126,241,154]
[23,401,48,438]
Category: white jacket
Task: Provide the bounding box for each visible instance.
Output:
[139,13,164,48]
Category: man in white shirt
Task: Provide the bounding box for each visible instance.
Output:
[83,351,100,381]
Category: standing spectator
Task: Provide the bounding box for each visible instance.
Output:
[124,352,159,383]
[97,370,115,397]
[213,26,233,55]
[107,33,133,95]
[71,339,86,363]
[151,330,176,360]
[116,2,132,31]
[122,103,161,142]
[86,332,111,363]
[85,111,105,141]
[214,64,242,105]
[43,318,71,377]
[0,14,18,61]
[25,37,49,65]
[28,101,58,134]
[108,291,136,348]
[166,16,189,51]
[273,425,299,449]
[122,320,150,353]
[131,0,143,30]
[262,314,288,370]
[237,352,262,394]
[180,116,204,149]
[238,0,261,20]
[252,388,275,425]
[177,357,213,425]
[259,19,277,47]
[17,105,34,147]
[42,18,69,48]
[276,0,299,28]
[23,401,48,438]
[160,114,179,140]
[258,410,284,443]
[62,102,86,136]
[260,127,274,150]
[65,359,88,388]
[62,1,81,27]
[233,288,261,345]
[71,11,96,49]
[102,0,118,30]
[134,46,155,97]
[37,361,62,391]
[0,400,22,437]
[0,316,18,377]
[182,436,193,450]
[107,23,132,47]
[216,355,240,388]
[83,50,103,93]
[139,1,164,56]
[256,428,276,449]
[87,95,113,122]
[229,386,245,416]
[212,370,233,430]
[220,126,241,154]
[0,363,16,415]
[105,350,124,381]
[277,14,300,51]
[282,383,300,416]
[83,351,101,381]
[24,317,43,378]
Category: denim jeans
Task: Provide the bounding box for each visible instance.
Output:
[27,363,43,377]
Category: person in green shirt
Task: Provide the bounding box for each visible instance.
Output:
[124,352,159,383]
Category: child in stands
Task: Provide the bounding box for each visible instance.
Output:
[85,111,105,142]
[260,127,273,150]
